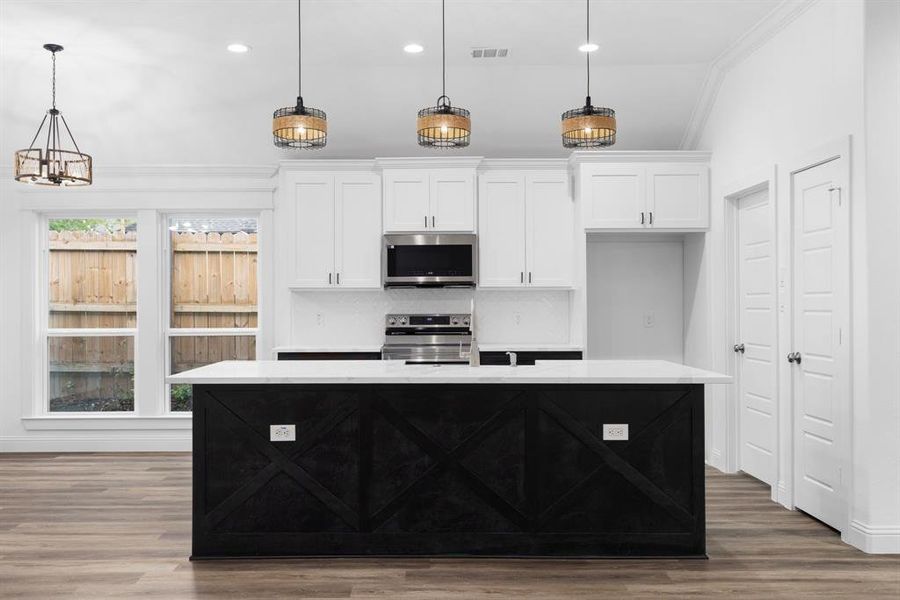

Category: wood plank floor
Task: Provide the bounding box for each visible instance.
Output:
[0,453,897,599]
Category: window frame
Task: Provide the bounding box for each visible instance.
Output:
[162,213,261,413]
[41,212,139,415]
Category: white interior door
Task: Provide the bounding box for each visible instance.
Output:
[525,174,572,287]
[334,175,382,289]
[792,157,847,531]
[736,188,777,485]
[478,174,526,287]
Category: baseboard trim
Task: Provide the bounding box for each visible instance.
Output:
[0,435,191,453]
[844,520,900,554]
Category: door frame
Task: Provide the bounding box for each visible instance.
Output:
[781,136,852,533]
[722,165,779,503]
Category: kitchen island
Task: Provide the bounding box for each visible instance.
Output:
[169,360,730,559]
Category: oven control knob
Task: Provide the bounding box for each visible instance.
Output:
[451,317,459,325]
[388,317,396,325]
[463,318,470,326]
[399,317,408,325]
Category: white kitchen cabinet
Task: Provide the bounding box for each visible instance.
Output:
[478,173,527,287]
[646,163,709,229]
[383,169,476,232]
[478,171,572,288]
[290,172,381,289]
[334,175,383,288]
[526,174,573,287]
[581,163,709,230]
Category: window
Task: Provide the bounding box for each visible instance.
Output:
[47,218,137,412]
[166,216,258,411]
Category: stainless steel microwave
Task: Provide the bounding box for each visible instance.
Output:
[382,233,477,288]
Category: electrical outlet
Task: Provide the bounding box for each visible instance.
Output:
[603,424,628,441]
[316,313,324,326]
[269,424,296,442]
[514,313,521,326]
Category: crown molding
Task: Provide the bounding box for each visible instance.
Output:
[278,159,376,172]
[479,158,569,172]
[679,0,819,150]
[568,150,711,167]
[374,156,484,170]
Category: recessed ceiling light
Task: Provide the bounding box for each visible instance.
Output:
[578,42,599,52]
[227,43,251,53]
[404,43,424,54]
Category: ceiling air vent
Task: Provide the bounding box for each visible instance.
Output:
[471,47,509,59]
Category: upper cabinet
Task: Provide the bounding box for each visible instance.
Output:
[383,168,476,232]
[478,171,572,288]
[581,161,709,230]
[287,172,382,289]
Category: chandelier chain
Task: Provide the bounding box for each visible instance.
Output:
[51,50,56,109]
[442,0,446,98]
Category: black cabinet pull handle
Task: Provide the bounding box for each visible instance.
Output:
[649,211,653,225]
[425,216,428,228]
[520,272,524,284]
[432,215,435,228]
[336,272,340,285]
[528,272,532,284]
[328,273,332,285]
[641,212,645,224]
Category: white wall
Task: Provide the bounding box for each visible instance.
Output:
[856,0,900,553]
[286,289,572,350]
[585,238,684,362]
[696,0,899,552]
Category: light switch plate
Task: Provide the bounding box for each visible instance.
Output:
[270,424,296,442]
[603,424,628,441]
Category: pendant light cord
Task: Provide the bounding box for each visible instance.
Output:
[297,0,303,104]
[442,0,446,99]
[585,0,590,101]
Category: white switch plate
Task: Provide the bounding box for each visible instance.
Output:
[603,424,629,441]
[270,424,296,442]
[643,313,655,328]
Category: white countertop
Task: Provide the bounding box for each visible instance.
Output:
[167,359,731,385]
[272,344,582,354]
[272,346,383,354]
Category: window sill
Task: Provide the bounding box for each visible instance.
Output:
[22,415,192,431]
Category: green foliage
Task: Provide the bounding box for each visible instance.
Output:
[170,384,193,412]
[49,218,135,233]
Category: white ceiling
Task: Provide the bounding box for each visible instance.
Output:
[0,0,781,164]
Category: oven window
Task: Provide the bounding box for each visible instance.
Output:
[386,244,473,277]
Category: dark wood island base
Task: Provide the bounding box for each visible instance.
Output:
[192,383,705,559]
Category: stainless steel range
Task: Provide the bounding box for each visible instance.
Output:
[381,313,472,364]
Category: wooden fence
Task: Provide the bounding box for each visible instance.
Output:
[48,229,257,410]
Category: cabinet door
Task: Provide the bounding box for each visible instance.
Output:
[646,164,709,229]
[478,173,526,287]
[430,170,476,232]
[383,170,429,231]
[526,173,573,287]
[582,164,646,229]
[334,174,382,288]
[292,177,335,288]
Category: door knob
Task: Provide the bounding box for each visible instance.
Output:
[787,352,802,364]
[733,343,745,354]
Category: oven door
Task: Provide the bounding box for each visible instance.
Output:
[383,233,477,287]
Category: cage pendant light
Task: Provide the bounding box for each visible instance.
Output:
[272,0,327,149]
[14,44,93,186]
[561,0,616,148]
[417,0,470,148]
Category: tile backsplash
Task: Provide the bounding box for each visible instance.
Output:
[289,289,571,347]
